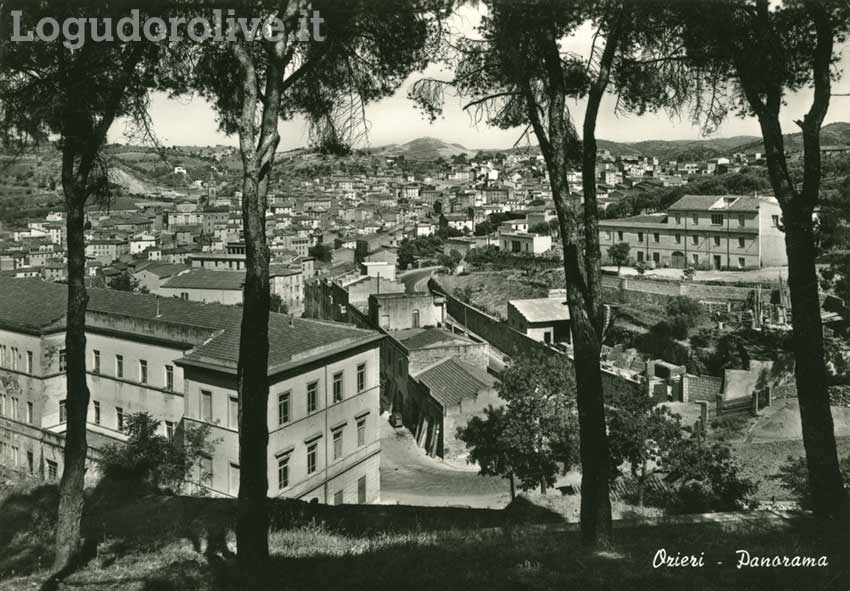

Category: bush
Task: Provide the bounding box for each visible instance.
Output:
[665,296,705,326]
[99,412,215,495]
[773,455,850,508]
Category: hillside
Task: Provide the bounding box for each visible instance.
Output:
[371,137,477,161]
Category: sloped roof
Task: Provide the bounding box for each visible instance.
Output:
[395,327,474,350]
[509,297,570,323]
[667,194,761,212]
[414,357,498,407]
[161,270,245,291]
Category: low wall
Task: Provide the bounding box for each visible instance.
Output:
[601,275,756,304]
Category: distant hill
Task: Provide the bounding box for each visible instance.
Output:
[370,137,477,161]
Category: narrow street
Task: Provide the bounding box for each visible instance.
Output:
[378,417,512,509]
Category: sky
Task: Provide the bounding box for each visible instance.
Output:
[108,7,850,151]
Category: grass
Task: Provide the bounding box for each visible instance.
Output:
[2,481,849,590]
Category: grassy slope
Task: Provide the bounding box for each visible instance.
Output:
[1,482,848,590]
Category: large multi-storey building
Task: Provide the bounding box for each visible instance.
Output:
[598,194,787,270]
[0,278,382,503]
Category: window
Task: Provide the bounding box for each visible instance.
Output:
[116,407,125,432]
[93,401,100,425]
[691,235,698,245]
[738,257,746,269]
[58,349,66,372]
[711,214,723,225]
[26,351,33,374]
[692,254,700,264]
[92,350,101,374]
[713,236,721,247]
[228,397,238,429]
[653,252,660,263]
[675,215,682,224]
[180,292,189,300]
[692,214,699,225]
[411,309,420,328]
[278,392,290,425]
[46,460,58,480]
[165,421,175,440]
[11,347,17,370]
[674,234,682,244]
[357,363,366,393]
[115,355,124,378]
[59,400,66,424]
[333,429,343,460]
[26,401,33,424]
[738,237,746,249]
[165,365,174,391]
[334,490,344,505]
[307,443,318,474]
[0,394,5,417]
[10,445,19,467]
[199,456,212,485]
[617,231,624,241]
[637,232,644,243]
[333,372,343,404]
[772,215,780,227]
[277,455,290,489]
[357,417,366,447]
[229,463,240,496]
[636,251,644,262]
[738,215,745,227]
[0,345,5,367]
[27,450,34,474]
[653,233,660,243]
[307,382,318,413]
[8,397,17,420]
[201,390,213,422]
[139,360,148,384]
[357,476,367,504]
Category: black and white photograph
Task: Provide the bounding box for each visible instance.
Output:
[1,0,850,589]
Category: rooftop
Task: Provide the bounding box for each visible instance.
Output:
[508,296,570,323]
[414,357,499,408]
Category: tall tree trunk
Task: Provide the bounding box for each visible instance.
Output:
[53,167,91,571]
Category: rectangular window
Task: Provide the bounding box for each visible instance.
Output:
[229,463,240,496]
[675,214,682,224]
[307,443,318,474]
[333,372,343,403]
[27,450,34,474]
[47,460,58,480]
[357,475,367,504]
[0,345,5,367]
[333,429,343,460]
[738,257,746,269]
[692,254,700,264]
[115,355,124,378]
[772,215,780,227]
[228,397,238,429]
[278,392,290,425]
[93,401,100,425]
[674,234,681,244]
[26,401,33,424]
[10,347,17,370]
[59,400,66,424]
[116,407,125,432]
[165,365,174,391]
[357,417,366,447]
[277,455,290,490]
[92,350,101,374]
[617,231,624,241]
[139,360,148,384]
[11,446,19,467]
[357,363,366,393]
[334,490,344,505]
[711,214,723,225]
[636,251,644,262]
[691,235,698,245]
[165,421,175,440]
[738,237,746,249]
[738,215,745,227]
[637,232,644,243]
[58,349,66,372]
[26,351,33,374]
[692,214,699,225]
[201,390,213,422]
[307,382,318,413]
[713,236,721,247]
[653,233,660,243]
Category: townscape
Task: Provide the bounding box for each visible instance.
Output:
[1,1,850,590]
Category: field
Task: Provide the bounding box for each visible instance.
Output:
[1,482,848,591]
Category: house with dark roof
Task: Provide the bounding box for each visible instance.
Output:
[408,357,501,459]
[0,277,383,504]
[598,194,787,270]
[507,290,571,345]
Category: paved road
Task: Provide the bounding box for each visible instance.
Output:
[398,267,440,293]
[379,418,512,508]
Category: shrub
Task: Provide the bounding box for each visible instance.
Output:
[773,455,850,508]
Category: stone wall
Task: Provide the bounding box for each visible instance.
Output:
[601,275,757,305]
[682,373,723,403]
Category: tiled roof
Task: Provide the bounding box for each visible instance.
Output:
[395,327,474,350]
[667,194,761,212]
[161,270,245,291]
[135,262,190,278]
[414,358,498,407]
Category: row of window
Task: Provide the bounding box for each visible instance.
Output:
[57,398,176,438]
[0,442,59,480]
[91,350,175,391]
[637,251,749,269]
[612,231,751,249]
[200,363,368,427]
[0,346,65,374]
[672,213,747,226]
[0,394,33,423]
